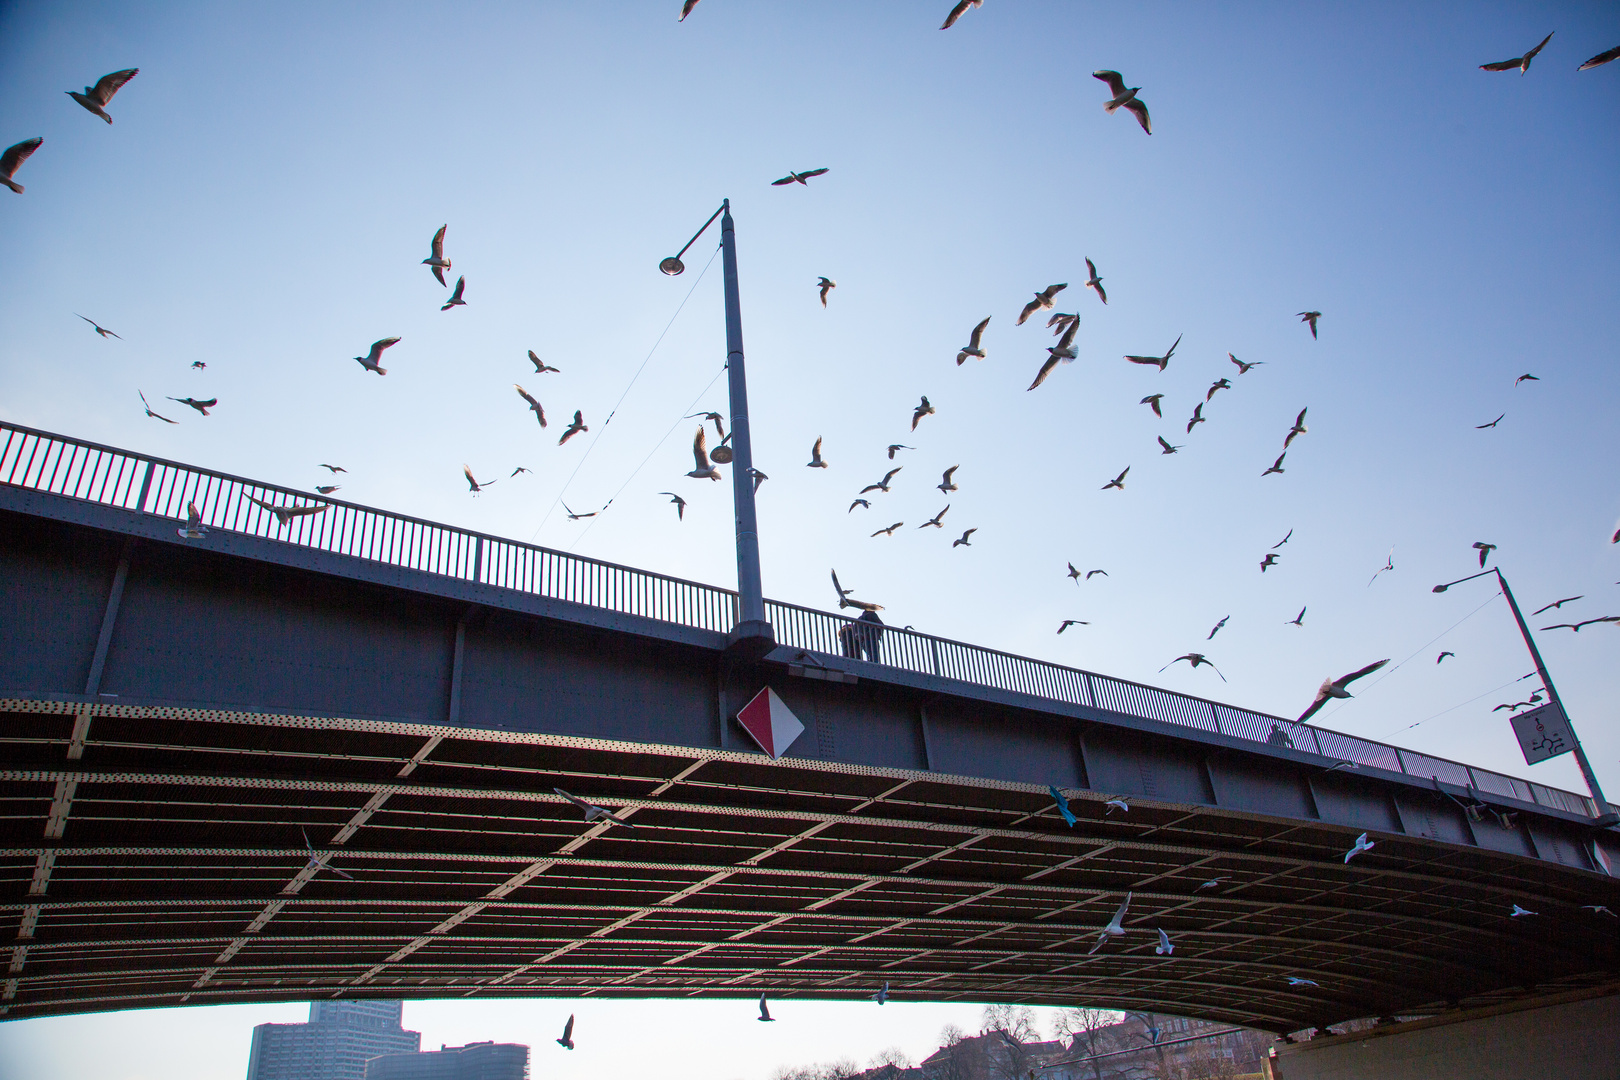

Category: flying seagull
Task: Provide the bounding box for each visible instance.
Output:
[1155,928,1173,956]
[687,411,726,440]
[911,396,935,430]
[1583,905,1617,917]
[168,396,217,416]
[1343,832,1375,862]
[318,464,346,474]
[1283,408,1308,448]
[938,465,959,493]
[1049,785,1077,826]
[870,983,890,1005]
[1186,403,1206,434]
[1087,569,1108,579]
[830,569,855,602]
[758,995,775,1022]
[1260,553,1279,572]
[1141,393,1164,417]
[562,502,598,521]
[514,384,547,427]
[952,528,976,548]
[1514,373,1538,386]
[1436,651,1454,663]
[886,444,913,460]
[871,522,904,538]
[422,225,451,286]
[1368,548,1395,585]
[1541,616,1620,632]
[440,276,466,311]
[1230,353,1262,374]
[138,391,176,423]
[528,350,560,374]
[1196,878,1227,891]
[1530,596,1582,616]
[1273,529,1293,549]
[848,498,870,513]
[1087,892,1132,954]
[747,468,767,493]
[816,276,836,307]
[956,317,991,364]
[940,0,981,30]
[76,314,121,339]
[1047,311,1078,336]
[1101,467,1129,491]
[1207,615,1229,640]
[1,137,43,194]
[510,468,529,477]
[1104,797,1129,815]
[1476,414,1504,429]
[1473,541,1496,568]
[1067,562,1083,584]
[1509,904,1537,917]
[191,361,206,369]
[1017,283,1067,325]
[686,426,720,480]
[67,68,138,123]
[554,787,640,829]
[462,465,496,494]
[1058,619,1089,634]
[806,437,828,468]
[658,492,686,520]
[559,410,587,446]
[1298,659,1390,722]
[771,167,829,186]
[1285,977,1319,988]
[1157,436,1181,455]
[1579,44,1620,70]
[301,828,354,881]
[1029,321,1078,390]
[354,336,399,375]
[1093,70,1151,134]
[1298,311,1321,338]
[246,493,329,526]
[1262,453,1287,477]
[860,467,902,494]
[557,1014,575,1049]
[1481,32,1554,74]
[1125,334,1180,372]
[1160,654,1225,681]
[1084,258,1107,304]
[1286,607,1306,627]
[177,501,208,539]
[315,485,340,495]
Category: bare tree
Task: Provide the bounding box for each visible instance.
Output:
[1051,1008,1121,1080]
[925,1025,971,1080]
[981,1004,1041,1080]
[870,1048,914,1070]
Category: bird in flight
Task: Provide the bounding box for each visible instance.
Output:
[1285,976,1319,988]
[315,485,340,495]
[1047,311,1078,337]
[1514,373,1538,386]
[860,467,902,495]
[1260,553,1279,572]
[177,501,208,539]
[1273,529,1293,548]
[806,436,828,468]
[1017,283,1067,325]
[301,828,354,881]
[886,444,913,460]
[1230,353,1262,374]
[1262,453,1286,477]
[687,411,726,440]
[1481,32,1554,73]
[559,410,587,445]
[871,522,904,538]
[1125,334,1180,372]
[1084,258,1107,304]
[1058,619,1089,634]
[1509,904,1537,917]
[747,468,767,493]
[440,276,467,311]
[870,983,890,1005]
[1186,402,1206,434]
[848,498,870,513]
[938,465,959,493]
[758,995,775,1022]
[1476,414,1504,429]
[191,361,206,370]
[1028,320,1078,390]
[354,336,399,375]
[422,225,451,286]
[528,350,560,374]
[1206,378,1232,402]
[554,787,640,829]
[1436,651,1454,663]
[1297,311,1321,339]
[168,396,217,416]
[557,1014,576,1049]
[1162,654,1225,681]
[1087,569,1108,580]
[318,464,346,474]
[1093,70,1151,134]
[686,426,721,480]
[1297,659,1390,722]
[956,317,991,365]
[678,0,701,20]
[1541,616,1620,632]
[76,314,121,339]
[658,492,686,520]
[514,385,546,427]
[1196,877,1227,891]
[1583,904,1618,917]
[1368,548,1394,585]
[771,167,829,186]
[461,466,496,494]
[1101,467,1129,491]
[1472,541,1496,568]
[246,493,329,526]
[562,502,599,521]
[1343,832,1375,863]
[509,467,530,477]
[1048,786,1077,826]
[911,395,935,430]
[1286,607,1306,627]
[67,68,138,123]
[138,391,176,423]
[1283,408,1308,448]
[1141,394,1164,418]
[1207,616,1229,640]
[830,569,855,602]
[1067,562,1083,584]
[940,0,981,30]
[1155,928,1173,956]
[1530,596,1583,616]
[817,276,836,307]
[1157,436,1182,455]
[1087,892,1133,954]
[952,528,976,548]
[1580,44,1620,70]
[1104,796,1129,815]
[1,137,43,194]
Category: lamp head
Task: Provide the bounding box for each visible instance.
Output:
[659,256,685,276]
[1432,585,1448,593]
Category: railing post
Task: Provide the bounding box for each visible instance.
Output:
[1210,703,1223,735]
[472,536,484,584]
[135,461,155,514]
[930,638,941,678]
[1394,749,1408,775]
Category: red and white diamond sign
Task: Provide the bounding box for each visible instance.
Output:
[735,687,805,760]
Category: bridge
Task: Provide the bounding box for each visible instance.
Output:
[2,420,1617,1037]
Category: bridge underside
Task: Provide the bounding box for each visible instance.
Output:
[2,496,1619,1031]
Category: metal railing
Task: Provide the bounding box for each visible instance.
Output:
[1,421,1606,820]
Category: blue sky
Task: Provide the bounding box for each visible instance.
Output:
[1,2,1617,1076]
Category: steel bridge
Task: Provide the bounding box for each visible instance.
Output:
[1,421,1617,1033]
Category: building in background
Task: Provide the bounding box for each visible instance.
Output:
[364,1040,530,1080]
[246,1000,421,1080]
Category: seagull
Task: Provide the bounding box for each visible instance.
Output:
[562,502,598,521]
[1029,320,1080,390]
[138,391,177,424]
[67,68,138,123]
[1068,563,1083,584]
[1583,905,1617,917]
[1542,616,1620,632]
[952,528,976,548]
[1368,548,1395,585]
[1579,44,1620,70]
[315,485,340,495]
[422,225,451,285]
[354,336,400,375]
[1473,541,1497,568]
[1286,607,1306,627]
[848,498,871,513]
[886,444,913,460]
[318,464,346,474]
[514,384,547,427]
[1514,373,1538,386]
[871,522,904,538]
[870,983,889,1005]
[1104,797,1129,815]
[831,569,855,601]
[1481,32,1554,74]
[1093,70,1151,134]
[1530,596,1583,616]
[1087,569,1108,579]
[1285,977,1319,988]
[911,396,935,430]
[1160,654,1225,681]
[1157,436,1182,455]
[686,426,721,480]
[246,493,329,525]
[1262,452,1286,477]
[747,468,768,493]
[658,492,686,520]
[1141,394,1164,418]
[554,787,640,828]
[816,276,837,307]
[1273,528,1293,548]
[1087,892,1132,953]
[1260,553,1279,572]
[510,467,530,477]
[956,317,991,364]
[860,467,902,494]
[1101,467,1129,491]
[167,396,217,416]
[806,437,828,468]
[1476,414,1504,429]
[1047,311,1078,336]
[177,501,208,539]
[1048,786,1077,826]
[758,995,775,1022]
[301,828,354,881]
[1283,408,1308,448]
[1125,334,1180,371]
[440,276,466,311]
[1297,311,1321,339]
[1057,620,1089,634]
[1017,283,1067,325]
[1206,378,1232,402]
[686,411,727,440]
[1297,659,1390,722]
[1155,928,1173,956]
[1343,832,1375,862]
[462,465,496,494]
[937,465,959,493]
[557,1014,575,1049]
[1,137,43,194]
[1207,616,1229,640]
[1436,651,1454,663]
[1185,403,1206,433]
[940,0,981,30]
[191,361,206,369]
[76,314,121,339]
[1509,904,1537,917]
[528,350,561,374]
[1084,258,1107,304]
[559,411,588,446]
[1230,353,1262,374]
[1196,877,1227,891]
[771,167,830,186]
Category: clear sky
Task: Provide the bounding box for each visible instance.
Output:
[1,1,1617,1077]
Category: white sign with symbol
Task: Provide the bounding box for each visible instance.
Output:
[1510,701,1575,766]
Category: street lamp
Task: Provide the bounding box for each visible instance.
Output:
[661,200,773,656]
[1432,566,1613,821]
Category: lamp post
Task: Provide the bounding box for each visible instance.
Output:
[662,201,773,655]
[1432,566,1611,819]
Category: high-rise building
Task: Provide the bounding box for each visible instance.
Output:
[364,1041,530,1080]
[246,1000,422,1080]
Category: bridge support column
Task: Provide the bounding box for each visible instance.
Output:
[72,538,134,759]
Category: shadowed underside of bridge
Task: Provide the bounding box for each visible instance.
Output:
[1,430,1618,1032]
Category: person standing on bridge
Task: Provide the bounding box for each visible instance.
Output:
[1267,723,1295,749]
[839,609,885,663]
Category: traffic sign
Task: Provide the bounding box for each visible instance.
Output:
[735,687,805,760]
[1511,702,1576,766]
